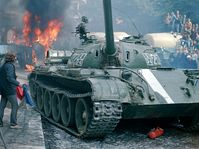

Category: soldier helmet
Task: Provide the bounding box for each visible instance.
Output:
[81,16,88,23]
[5,53,16,62]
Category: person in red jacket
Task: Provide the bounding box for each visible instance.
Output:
[0,53,21,128]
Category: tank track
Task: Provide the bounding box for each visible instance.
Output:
[182,123,199,132]
[31,79,122,138]
[173,123,199,132]
[172,119,199,132]
[80,101,122,138]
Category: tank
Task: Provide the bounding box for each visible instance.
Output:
[28,0,199,138]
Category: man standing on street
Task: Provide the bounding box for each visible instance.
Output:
[0,53,21,128]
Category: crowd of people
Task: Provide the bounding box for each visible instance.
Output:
[164,10,199,69]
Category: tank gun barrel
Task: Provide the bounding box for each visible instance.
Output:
[103,0,115,56]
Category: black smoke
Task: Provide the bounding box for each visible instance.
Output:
[0,0,24,29]
[24,0,79,49]
[25,0,71,29]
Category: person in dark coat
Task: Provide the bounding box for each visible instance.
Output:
[0,53,21,128]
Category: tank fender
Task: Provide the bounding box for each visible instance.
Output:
[88,78,131,103]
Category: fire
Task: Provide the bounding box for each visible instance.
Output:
[33,19,63,57]
[34,27,42,37]
[11,10,63,50]
[13,10,63,55]
[24,49,37,72]
[11,10,63,71]
[25,64,35,72]
[22,11,32,46]
[20,11,63,52]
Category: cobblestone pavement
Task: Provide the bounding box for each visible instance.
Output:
[0,107,45,149]
[0,71,45,149]
[42,118,199,149]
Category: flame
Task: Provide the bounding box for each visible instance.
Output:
[34,27,42,37]
[18,10,63,56]
[25,49,37,72]
[22,11,31,46]
[33,19,63,57]
[25,64,35,72]
[12,10,63,70]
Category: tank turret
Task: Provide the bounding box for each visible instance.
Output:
[68,0,160,69]
[70,0,119,67]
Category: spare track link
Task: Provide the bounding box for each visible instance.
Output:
[80,101,122,138]
[31,80,122,138]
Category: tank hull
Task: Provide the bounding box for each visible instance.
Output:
[123,103,199,119]
[28,66,199,137]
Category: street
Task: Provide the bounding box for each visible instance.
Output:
[16,70,199,149]
[42,118,199,149]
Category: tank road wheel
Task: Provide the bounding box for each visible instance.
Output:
[44,90,52,117]
[51,93,61,122]
[29,81,37,99]
[60,96,75,127]
[75,98,92,136]
[36,87,44,110]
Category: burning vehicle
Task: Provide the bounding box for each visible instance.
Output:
[0,7,63,71]
[0,18,33,68]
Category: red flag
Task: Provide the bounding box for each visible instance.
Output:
[16,86,24,100]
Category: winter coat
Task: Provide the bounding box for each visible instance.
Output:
[0,62,19,96]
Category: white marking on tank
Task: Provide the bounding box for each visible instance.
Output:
[139,69,174,104]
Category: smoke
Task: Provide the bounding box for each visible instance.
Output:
[25,0,71,29]
[24,0,77,49]
[0,0,25,29]
[0,0,77,49]
[0,0,165,49]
